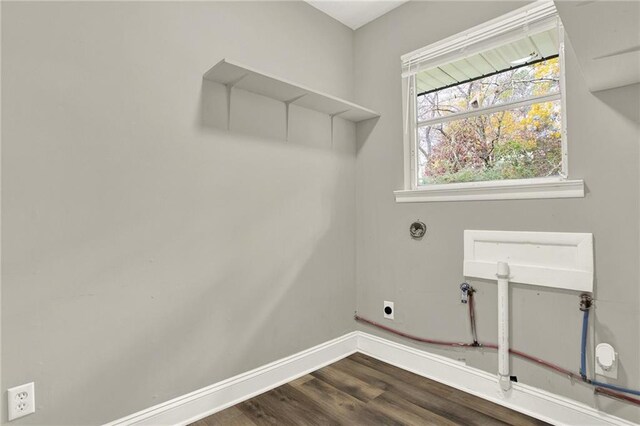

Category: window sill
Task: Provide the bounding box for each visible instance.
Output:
[394,178,584,203]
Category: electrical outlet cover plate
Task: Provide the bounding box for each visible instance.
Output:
[383,301,394,320]
[8,382,35,421]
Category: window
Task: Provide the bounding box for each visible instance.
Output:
[396,2,584,202]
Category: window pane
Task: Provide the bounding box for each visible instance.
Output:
[417,57,560,123]
[417,100,562,185]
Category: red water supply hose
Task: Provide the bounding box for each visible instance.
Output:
[355,313,571,380]
[468,289,479,345]
[354,315,478,347]
[353,314,638,406]
[595,387,640,405]
[354,314,578,379]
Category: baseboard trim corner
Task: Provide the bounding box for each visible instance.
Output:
[105,330,636,426]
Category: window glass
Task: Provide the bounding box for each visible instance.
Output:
[417,99,562,185]
[417,57,560,123]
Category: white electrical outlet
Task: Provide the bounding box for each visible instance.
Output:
[383,301,394,319]
[8,382,35,421]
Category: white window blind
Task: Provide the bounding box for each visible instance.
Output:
[397,0,583,199]
[401,1,560,91]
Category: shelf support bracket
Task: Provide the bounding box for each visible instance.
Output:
[284,94,307,141]
[330,110,349,146]
[225,74,248,131]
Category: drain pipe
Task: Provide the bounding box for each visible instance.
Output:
[497,261,511,392]
[354,313,640,405]
[354,289,640,404]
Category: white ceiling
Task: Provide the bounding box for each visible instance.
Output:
[305,0,409,30]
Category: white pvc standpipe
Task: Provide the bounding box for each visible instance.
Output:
[497,261,511,392]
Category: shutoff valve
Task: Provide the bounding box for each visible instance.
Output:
[460,282,473,304]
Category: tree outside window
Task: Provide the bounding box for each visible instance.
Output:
[416,57,562,185]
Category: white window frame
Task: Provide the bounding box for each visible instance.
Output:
[395,1,584,203]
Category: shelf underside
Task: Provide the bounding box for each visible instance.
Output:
[204,59,380,123]
[555,1,640,92]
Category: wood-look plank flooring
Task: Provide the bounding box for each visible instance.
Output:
[191,353,549,426]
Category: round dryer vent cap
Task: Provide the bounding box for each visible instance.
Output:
[595,343,616,370]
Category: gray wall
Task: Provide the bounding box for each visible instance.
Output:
[354,1,640,423]
[3,1,639,425]
[1,2,357,424]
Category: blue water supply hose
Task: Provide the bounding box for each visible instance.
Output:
[580,309,589,379]
[580,305,640,396]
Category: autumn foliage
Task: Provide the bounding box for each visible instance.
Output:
[417,57,562,185]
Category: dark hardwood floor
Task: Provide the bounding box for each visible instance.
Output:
[191,353,549,425]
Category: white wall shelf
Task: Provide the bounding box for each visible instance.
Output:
[203,58,381,124]
[555,1,640,92]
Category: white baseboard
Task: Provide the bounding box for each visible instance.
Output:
[104,331,636,426]
[357,332,637,426]
[104,332,358,426]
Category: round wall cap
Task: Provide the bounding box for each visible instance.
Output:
[595,343,616,369]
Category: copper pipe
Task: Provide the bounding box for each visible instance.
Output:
[355,313,640,407]
[509,348,582,381]
[468,290,479,345]
[355,314,580,380]
[355,315,477,347]
[595,387,640,406]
